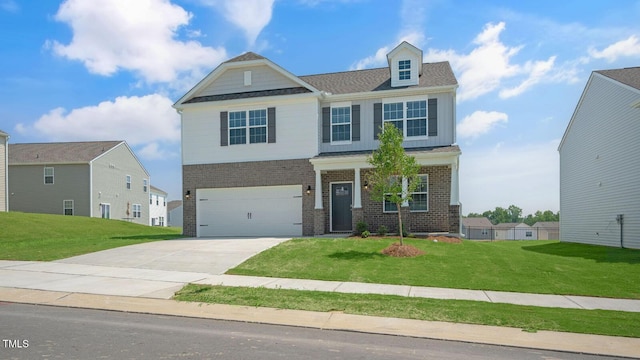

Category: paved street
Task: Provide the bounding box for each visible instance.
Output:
[0,303,620,360]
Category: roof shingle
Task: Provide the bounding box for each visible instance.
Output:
[596,67,640,91]
[8,141,123,165]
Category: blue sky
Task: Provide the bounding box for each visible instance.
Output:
[1,0,639,215]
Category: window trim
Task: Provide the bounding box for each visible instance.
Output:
[100,203,111,219]
[382,96,429,140]
[44,167,54,185]
[126,175,131,190]
[330,102,352,144]
[63,199,74,216]
[132,203,141,218]
[228,108,268,145]
[398,59,411,81]
[143,179,148,193]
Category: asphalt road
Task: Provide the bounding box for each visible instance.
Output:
[0,303,619,360]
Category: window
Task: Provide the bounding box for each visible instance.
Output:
[159,216,165,226]
[132,204,141,218]
[63,200,74,216]
[143,179,148,193]
[383,175,428,212]
[150,197,153,205]
[383,176,401,213]
[399,60,411,80]
[156,197,159,205]
[229,109,267,145]
[331,106,351,142]
[100,203,110,219]
[126,175,131,189]
[526,231,533,237]
[44,167,54,184]
[383,99,428,138]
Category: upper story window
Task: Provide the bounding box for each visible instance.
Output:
[126,175,131,189]
[44,167,54,185]
[229,109,267,145]
[143,179,148,193]
[398,60,411,80]
[383,99,427,138]
[331,106,351,143]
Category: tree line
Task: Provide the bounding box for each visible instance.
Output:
[466,205,559,226]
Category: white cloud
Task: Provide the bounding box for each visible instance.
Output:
[198,0,275,46]
[460,140,560,215]
[458,111,508,140]
[499,56,556,98]
[50,0,227,86]
[138,142,174,160]
[16,94,180,160]
[1,0,18,12]
[589,35,640,62]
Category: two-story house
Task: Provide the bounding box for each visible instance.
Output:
[0,129,8,212]
[8,141,150,225]
[174,42,461,237]
[149,185,168,226]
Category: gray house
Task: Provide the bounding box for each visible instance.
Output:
[167,200,183,229]
[532,221,559,240]
[0,129,8,212]
[174,41,461,237]
[559,67,640,249]
[461,217,493,240]
[8,141,150,225]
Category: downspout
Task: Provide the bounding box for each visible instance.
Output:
[616,214,624,248]
[4,133,9,212]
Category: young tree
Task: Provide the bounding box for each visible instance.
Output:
[366,123,420,245]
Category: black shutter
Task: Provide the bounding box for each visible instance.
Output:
[373,103,382,139]
[220,111,228,146]
[428,98,438,137]
[322,107,331,143]
[267,107,276,143]
[351,104,360,141]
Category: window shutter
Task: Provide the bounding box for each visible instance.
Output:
[373,103,382,139]
[220,111,228,146]
[428,99,438,137]
[322,107,330,143]
[267,107,276,143]
[351,104,360,141]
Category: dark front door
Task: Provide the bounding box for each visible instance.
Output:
[331,183,352,231]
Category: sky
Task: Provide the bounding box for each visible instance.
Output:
[1,0,639,216]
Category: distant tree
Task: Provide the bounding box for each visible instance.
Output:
[465,212,485,218]
[474,206,559,225]
[366,123,420,245]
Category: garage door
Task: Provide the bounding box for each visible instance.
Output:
[196,185,303,237]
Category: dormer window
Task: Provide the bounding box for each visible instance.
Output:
[399,60,411,81]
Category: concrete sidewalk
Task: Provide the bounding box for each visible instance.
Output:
[1,237,639,358]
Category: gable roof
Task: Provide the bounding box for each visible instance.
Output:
[461,217,493,227]
[532,221,559,229]
[167,200,182,211]
[9,141,123,165]
[0,129,8,137]
[150,185,168,196]
[493,222,530,229]
[595,67,640,91]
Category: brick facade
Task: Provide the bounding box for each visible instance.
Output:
[182,159,315,237]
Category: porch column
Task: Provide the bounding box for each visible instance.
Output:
[353,167,362,208]
[314,169,323,209]
[450,159,460,205]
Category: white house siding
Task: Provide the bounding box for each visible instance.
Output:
[560,73,640,249]
[182,97,319,165]
[91,143,150,225]
[150,189,167,226]
[198,65,301,97]
[318,92,456,153]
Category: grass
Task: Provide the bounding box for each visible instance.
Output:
[0,212,183,261]
[174,284,640,338]
[227,237,640,299]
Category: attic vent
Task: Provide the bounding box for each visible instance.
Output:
[244,71,252,86]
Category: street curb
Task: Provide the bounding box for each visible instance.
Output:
[1,287,639,358]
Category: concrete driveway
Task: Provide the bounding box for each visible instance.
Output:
[56,237,289,274]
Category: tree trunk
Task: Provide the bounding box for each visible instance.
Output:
[397,202,404,246]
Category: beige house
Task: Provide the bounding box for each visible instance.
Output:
[8,141,150,225]
[0,130,8,212]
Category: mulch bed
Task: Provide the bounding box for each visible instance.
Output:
[381,243,425,257]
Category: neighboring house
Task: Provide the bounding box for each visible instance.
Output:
[533,221,559,240]
[174,42,461,237]
[461,217,493,240]
[8,141,150,225]
[150,185,167,226]
[559,67,640,249]
[167,200,183,229]
[0,129,8,212]
[493,223,537,240]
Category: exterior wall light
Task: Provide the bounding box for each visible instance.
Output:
[306,185,312,195]
[185,190,191,199]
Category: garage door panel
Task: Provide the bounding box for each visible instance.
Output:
[196,185,302,237]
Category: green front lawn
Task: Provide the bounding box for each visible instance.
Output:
[0,212,182,261]
[227,238,640,299]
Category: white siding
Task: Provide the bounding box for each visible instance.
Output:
[182,97,319,165]
[389,48,420,87]
[197,65,300,97]
[319,92,456,153]
[149,191,167,226]
[560,74,640,249]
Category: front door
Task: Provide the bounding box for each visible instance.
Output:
[331,183,352,232]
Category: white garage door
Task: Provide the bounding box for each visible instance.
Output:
[196,185,303,237]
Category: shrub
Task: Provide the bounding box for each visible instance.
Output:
[361,230,370,238]
[355,221,368,236]
[377,225,388,236]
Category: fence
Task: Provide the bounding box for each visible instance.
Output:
[462,226,559,241]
